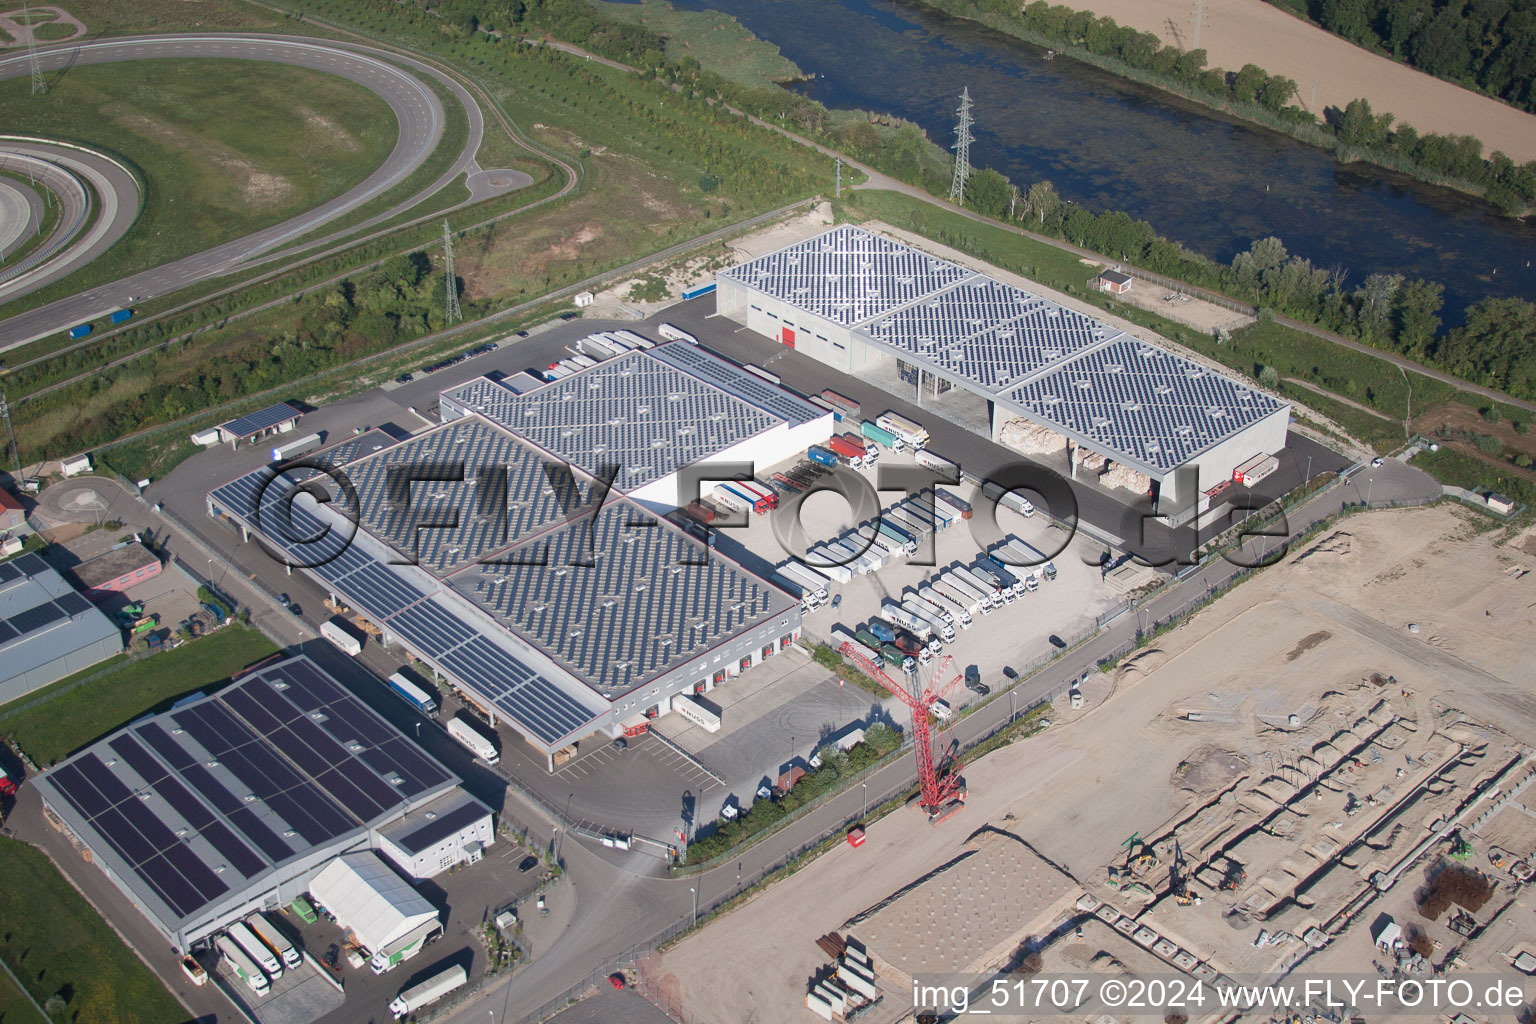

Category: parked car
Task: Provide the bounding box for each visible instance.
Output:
[1048,634,1067,649]
[518,856,540,873]
[277,593,289,607]
[288,604,301,616]
[756,784,773,801]
[609,974,627,990]
[612,737,627,751]
[1002,666,1018,680]
[1371,457,1385,468]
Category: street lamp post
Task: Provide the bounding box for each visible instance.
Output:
[689,886,697,927]
[862,781,868,819]
[1305,454,1313,484]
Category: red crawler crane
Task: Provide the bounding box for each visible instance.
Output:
[839,641,966,822]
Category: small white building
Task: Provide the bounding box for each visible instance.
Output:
[309,852,441,969]
[375,790,494,879]
[1487,492,1515,515]
[573,291,594,308]
[190,428,221,447]
[1372,917,1402,951]
[1096,269,1133,294]
[60,454,92,478]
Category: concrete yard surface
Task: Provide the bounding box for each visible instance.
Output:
[652,504,1536,1024]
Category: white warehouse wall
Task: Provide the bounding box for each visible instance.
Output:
[630,412,835,511]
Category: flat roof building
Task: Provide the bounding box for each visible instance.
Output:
[209,356,807,764]
[0,553,121,704]
[217,401,302,445]
[32,655,488,952]
[716,225,1290,507]
[66,541,163,600]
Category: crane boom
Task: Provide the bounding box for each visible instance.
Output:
[838,641,965,819]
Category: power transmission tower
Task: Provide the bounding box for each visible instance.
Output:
[948,86,974,206]
[23,0,47,96]
[441,220,461,324]
[0,390,21,479]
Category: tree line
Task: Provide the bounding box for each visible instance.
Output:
[1269,0,1536,114]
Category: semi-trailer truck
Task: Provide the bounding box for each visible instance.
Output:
[737,480,780,510]
[875,412,929,448]
[970,565,1016,603]
[228,921,282,978]
[920,585,973,628]
[658,322,697,344]
[806,445,839,467]
[776,562,830,601]
[901,599,954,643]
[884,508,931,544]
[826,435,866,466]
[110,308,135,325]
[390,964,468,1019]
[905,590,954,627]
[981,478,1036,517]
[387,671,440,717]
[907,497,953,531]
[933,488,973,520]
[859,420,905,452]
[821,390,861,418]
[671,693,722,732]
[935,576,989,617]
[881,601,932,640]
[952,567,1003,607]
[613,329,654,349]
[857,525,908,560]
[980,555,1031,596]
[874,519,917,554]
[271,433,322,462]
[865,618,897,644]
[991,538,1058,580]
[805,547,854,583]
[447,718,499,764]
[914,448,960,478]
[321,619,364,657]
[247,913,302,970]
[215,935,270,996]
[841,432,878,463]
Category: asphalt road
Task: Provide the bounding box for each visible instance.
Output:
[0,34,484,349]
[0,171,42,258]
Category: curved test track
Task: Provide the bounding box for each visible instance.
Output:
[0,34,486,349]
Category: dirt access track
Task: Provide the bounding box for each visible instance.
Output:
[1077,0,1536,163]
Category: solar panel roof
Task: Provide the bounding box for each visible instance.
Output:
[440,345,827,492]
[379,792,487,855]
[219,401,303,439]
[33,656,460,933]
[448,501,795,697]
[722,226,1289,476]
[1006,337,1285,472]
[0,555,120,685]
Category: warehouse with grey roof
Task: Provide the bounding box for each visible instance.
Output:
[716,225,1290,507]
[208,343,809,766]
[0,553,121,704]
[32,655,491,953]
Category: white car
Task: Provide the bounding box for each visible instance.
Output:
[1371,457,1385,468]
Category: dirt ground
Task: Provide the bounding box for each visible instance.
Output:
[1413,400,1536,483]
[653,504,1536,1024]
[1077,0,1536,163]
[1087,264,1254,336]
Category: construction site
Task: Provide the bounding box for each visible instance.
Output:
[646,503,1536,1023]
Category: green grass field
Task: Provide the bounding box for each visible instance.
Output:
[595,0,804,91]
[0,838,185,1024]
[0,58,398,322]
[0,626,277,765]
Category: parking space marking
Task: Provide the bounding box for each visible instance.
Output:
[553,744,619,780]
[641,741,718,790]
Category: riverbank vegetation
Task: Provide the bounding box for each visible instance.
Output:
[1267,0,1536,115]
[920,0,1536,215]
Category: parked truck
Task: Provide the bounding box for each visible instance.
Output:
[805,547,853,583]
[879,644,915,672]
[67,323,93,340]
[737,480,780,510]
[901,599,953,643]
[671,693,721,733]
[271,432,322,463]
[935,575,989,617]
[857,525,909,560]
[228,921,282,978]
[873,519,917,554]
[933,488,973,520]
[447,718,499,764]
[969,565,1016,604]
[657,322,698,344]
[920,585,973,628]
[865,618,897,644]
[981,478,1036,517]
[992,537,1059,581]
[387,672,440,717]
[825,435,866,467]
[905,498,952,532]
[821,390,861,418]
[776,562,830,601]
[913,447,960,479]
[321,618,364,657]
[109,308,135,325]
[858,420,905,453]
[881,601,931,640]
[905,590,954,627]
[806,445,839,467]
[247,913,302,971]
[952,567,1003,607]
[979,556,1028,598]
[215,934,270,996]
[390,964,468,1019]
[830,629,881,667]
[884,507,932,544]
[875,411,929,448]
[840,432,878,463]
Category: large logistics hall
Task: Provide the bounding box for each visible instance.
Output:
[207,342,810,767]
[716,225,1291,508]
[33,656,492,953]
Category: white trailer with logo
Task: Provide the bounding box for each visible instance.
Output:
[390,964,468,1019]
[671,693,722,732]
[447,718,499,764]
[215,935,270,996]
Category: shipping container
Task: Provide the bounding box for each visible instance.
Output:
[821,390,861,417]
[806,445,839,467]
[1232,453,1279,486]
[826,435,866,465]
[865,618,897,644]
[933,488,973,519]
[744,364,781,385]
[109,308,135,325]
[68,323,93,340]
[858,420,905,452]
[671,693,721,732]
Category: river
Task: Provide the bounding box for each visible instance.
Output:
[677,0,1536,323]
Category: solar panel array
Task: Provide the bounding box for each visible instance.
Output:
[719,224,975,326]
[341,418,587,576]
[219,401,302,439]
[210,467,605,746]
[37,657,455,926]
[449,502,792,696]
[1007,338,1285,471]
[647,341,825,425]
[383,796,490,855]
[0,579,99,648]
[864,277,1116,392]
[724,226,1289,474]
[444,351,782,491]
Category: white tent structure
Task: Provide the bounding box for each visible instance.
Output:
[310,852,440,961]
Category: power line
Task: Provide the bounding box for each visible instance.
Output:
[23,0,47,96]
[442,219,461,324]
[949,86,974,206]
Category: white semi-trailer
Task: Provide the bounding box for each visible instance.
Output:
[227,921,282,978]
[247,912,302,970]
[215,935,270,996]
[920,586,973,628]
[390,964,468,1019]
[447,718,499,764]
[320,618,363,656]
[671,693,722,732]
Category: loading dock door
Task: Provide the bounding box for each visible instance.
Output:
[781,327,796,348]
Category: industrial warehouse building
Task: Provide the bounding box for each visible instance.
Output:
[716,225,1291,509]
[33,656,492,952]
[207,342,808,767]
[0,553,121,704]
[65,541,163,600]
